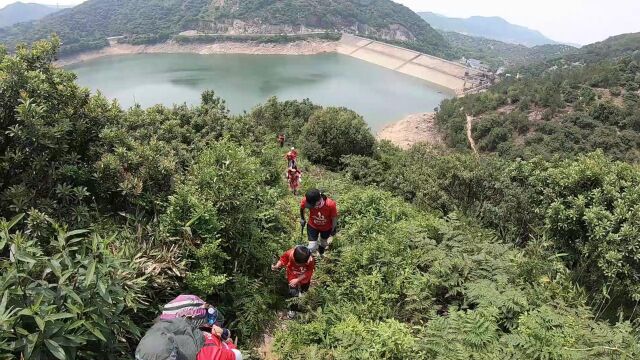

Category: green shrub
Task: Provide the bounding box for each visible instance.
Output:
[301,107,375,169]
[161,140,290,340]
[0,215,148,358]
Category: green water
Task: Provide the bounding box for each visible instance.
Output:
[67,53,451,130]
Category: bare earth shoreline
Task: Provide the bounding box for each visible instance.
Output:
[377,112,442,149]
[55,40,338,66]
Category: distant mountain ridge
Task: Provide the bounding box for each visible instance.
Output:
[442,31,576,71]
[0,2,66,28]
[419,12,562,47]
[0,0,452,58]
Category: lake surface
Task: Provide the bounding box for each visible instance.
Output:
[68,53,451,130]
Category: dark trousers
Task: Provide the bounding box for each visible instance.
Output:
[288,283,310,311]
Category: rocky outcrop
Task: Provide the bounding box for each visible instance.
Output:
[197,18,417,43]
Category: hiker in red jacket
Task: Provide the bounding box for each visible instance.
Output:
[300,189,338,257]
[286,147,298,168]
[272,245,315,318]
[286,166,302,195]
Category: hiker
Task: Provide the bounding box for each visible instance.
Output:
[272,245,315,319]
[286,147,298,168]
[299,189,338,257]
[277,133,285,148]
[286,166,302,195]
[135,294,242,360]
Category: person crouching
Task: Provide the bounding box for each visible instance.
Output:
[272,245,315,319]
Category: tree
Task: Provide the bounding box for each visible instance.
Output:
[301,107,375,169]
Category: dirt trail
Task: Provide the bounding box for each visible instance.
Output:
[466,114,478,154]
[377,112,442,149]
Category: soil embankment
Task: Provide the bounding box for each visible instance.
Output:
[56,40,337,66]
[377,112,442,149]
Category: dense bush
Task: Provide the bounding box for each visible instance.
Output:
[301,107,375,169]
[0,41,296,356]
[273,180,640,359]
[435,39,640,161]
[3,38,640,360]
[0,215,148,359]
[344,145,640,319]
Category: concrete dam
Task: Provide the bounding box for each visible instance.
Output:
[337,34,486,95]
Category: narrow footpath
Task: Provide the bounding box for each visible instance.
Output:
[466,114,478,155]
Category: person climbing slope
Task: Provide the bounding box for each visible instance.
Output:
[286,165,302,195]
[272,245,315,319]
[300,189,338,257]
[286,147,298,168]
[277,133,285,148]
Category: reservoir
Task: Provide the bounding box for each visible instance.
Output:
[68,52,451,130]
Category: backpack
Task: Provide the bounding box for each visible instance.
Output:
[135,318,205,360]
[196,333,239,360]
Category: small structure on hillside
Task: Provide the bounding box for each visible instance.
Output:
[464,58,491,72]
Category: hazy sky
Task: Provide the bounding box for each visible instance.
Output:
[2,0,640,45]
[396,0,640,45]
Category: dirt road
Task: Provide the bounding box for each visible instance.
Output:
[466,114,478,154]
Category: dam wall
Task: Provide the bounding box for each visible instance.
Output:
[337,34,486,94]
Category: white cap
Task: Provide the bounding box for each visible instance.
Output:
[291,147,295,150]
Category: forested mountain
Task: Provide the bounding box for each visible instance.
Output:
[419,11,562,47]
[0,0,452,57]
[3,38,640,359]
[436,32,640,161]
[443,31,575,70]
[0,2,65,27]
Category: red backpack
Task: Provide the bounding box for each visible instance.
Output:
[196,333,238,360]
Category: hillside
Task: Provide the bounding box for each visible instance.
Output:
[3,39,640,359]
[0,0,452,57]
[443,31,575,70]
[0,1,65,27]
[435,32,640,161]
[420,11,561,47]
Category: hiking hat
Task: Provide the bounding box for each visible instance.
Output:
[305,189,322,208]
[160,294,208,327]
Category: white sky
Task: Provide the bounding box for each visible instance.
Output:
[3,0,640,45]
[396,0,640,45]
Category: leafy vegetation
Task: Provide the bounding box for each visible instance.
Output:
[300,107,375,169]
[214,0,452,58]
[273,175,640,359]
[0,0,452,58]
[343,145,640,314]
[436,33,640,161]
[2,38,640,359]
[442,31,575,71]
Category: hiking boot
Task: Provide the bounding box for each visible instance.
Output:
[287,310,296,319]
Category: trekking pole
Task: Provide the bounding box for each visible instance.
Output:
[300,221,305,243]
